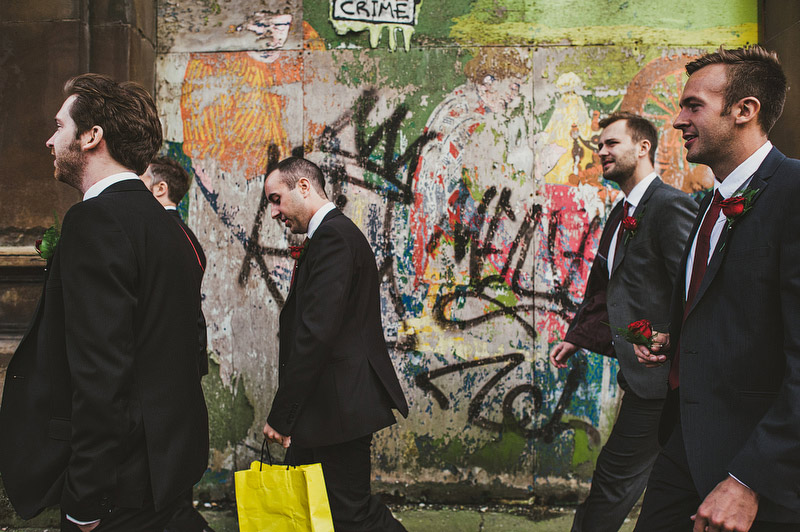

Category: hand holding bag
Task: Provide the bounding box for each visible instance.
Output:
[235,439,334,532]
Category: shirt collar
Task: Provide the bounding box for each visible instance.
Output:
[715,141,772,199]
[623,172,658,208]
[83,172,140,201]
[164,205,177,211]
[307,202,336,239]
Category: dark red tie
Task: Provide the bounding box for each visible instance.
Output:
[597,202,627,273]
[669,190,723,389]
[614,201,631,259]
[290,237,309,289]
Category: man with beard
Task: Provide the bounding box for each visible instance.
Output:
[634,46,800,531]
[0,74,208,531]
[550,112,697,531]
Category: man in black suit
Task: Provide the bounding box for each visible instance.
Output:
[0,74,208,531]
[141,156,213,532]
[550,112,697,531]
[261,157,409,531]
[635,46,800,531]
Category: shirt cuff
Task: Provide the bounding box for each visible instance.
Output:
[728,472,752,491]
[66,514,101,526]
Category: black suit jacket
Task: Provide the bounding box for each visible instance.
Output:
[267,208,409,448]
[0,180,209,521]
[667,147,800,521]
[566,177,697,399]
[169,209,209,376]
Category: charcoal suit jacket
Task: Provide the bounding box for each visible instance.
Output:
[666,147,800,521]
[0,179,209,521]
[565,177,697,399]
[267,208,408,448]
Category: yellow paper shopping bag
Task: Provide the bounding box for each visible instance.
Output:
[235,440,334,532]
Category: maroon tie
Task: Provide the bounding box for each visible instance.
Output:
[290,237,309,289]
[614,201,631,259]
[669,190,723,389]
[597,202,627,273]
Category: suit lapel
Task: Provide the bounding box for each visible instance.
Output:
[284,208,342,301]
[684,148,782,317]
[610,177,660,277]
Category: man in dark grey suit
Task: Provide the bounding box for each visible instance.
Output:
[635,46,800,531]
[262,157,409,531]
[550,112,697,531]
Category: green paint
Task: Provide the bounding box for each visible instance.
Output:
[202,355,255,451]
[450,0,756,46]
[413,427,528,474]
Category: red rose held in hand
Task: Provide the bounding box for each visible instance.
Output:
[721,196,746,218]
[621,216,638,231]
[628,319,653,339]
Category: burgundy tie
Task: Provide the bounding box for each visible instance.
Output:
[669,190,723,389]
[290,237,309,289]
[614,201,631,259]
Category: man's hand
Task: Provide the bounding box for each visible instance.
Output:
[263,421,291,448]
[549,341,579,369]
[634,331,670,367]
[692,476,759,532]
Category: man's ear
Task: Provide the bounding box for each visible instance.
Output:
[81,125,104,151]
[734,96,761,126]
[638,139,651,160]
[152,181,169,199]
[297,177,311,196]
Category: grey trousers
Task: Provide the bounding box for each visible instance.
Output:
[571,375,665,532]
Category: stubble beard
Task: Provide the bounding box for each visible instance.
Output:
[54,138,86,191]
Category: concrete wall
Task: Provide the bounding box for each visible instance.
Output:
[157,0,759,502]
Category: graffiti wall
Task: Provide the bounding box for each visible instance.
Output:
[155,0,757,500]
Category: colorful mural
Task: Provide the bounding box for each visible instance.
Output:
[155,0,757,500]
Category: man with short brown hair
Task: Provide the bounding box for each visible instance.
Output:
[550,112,696,531]
[0,73,209,531]
[635,45,800,531]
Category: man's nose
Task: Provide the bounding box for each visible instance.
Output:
[673,110,687,130]
[269,205,279,219]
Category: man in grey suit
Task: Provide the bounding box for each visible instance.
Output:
[550,112,697,531]
[635,46,800,531]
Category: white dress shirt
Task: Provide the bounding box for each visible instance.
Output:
[684,141,772,298]
[307,202,336,239]
[606,172,659,277]
[83,172,140,201]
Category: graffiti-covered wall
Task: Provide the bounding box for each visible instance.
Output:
[155,0,757,501]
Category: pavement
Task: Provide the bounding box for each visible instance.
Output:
[0,503,640,531]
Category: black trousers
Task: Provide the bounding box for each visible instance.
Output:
[60,492,184,532]
[572,376,664,532]
[164,491,210,532]
[635,421,799,532]
[290,434,406,532]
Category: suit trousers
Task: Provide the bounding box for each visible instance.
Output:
[634,420,798,532]
[572,374,664,532]
[290,434,406,532]
[60,490,185,532]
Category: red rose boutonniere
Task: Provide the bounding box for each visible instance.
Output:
[35,213,61,261]
[289,242,307,261]
[721,187,758,231]
[606,319,654,347]
[622,206,645,245]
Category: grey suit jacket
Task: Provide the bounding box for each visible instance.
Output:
[667,147,800,521]
[567,177,697,399]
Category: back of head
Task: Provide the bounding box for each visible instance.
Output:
[685,45,787,134]
[599,111,659,165]
[148,156,192,204]
[64,73,162,175]
[274,157,327,198]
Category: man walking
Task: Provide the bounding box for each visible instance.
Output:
[141,156,214,532]
[550,112,696,531]
[0,74,208,531]
[261,157,409,531]
[635,45,800,531]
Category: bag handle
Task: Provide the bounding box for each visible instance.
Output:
[259,437,273,471]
